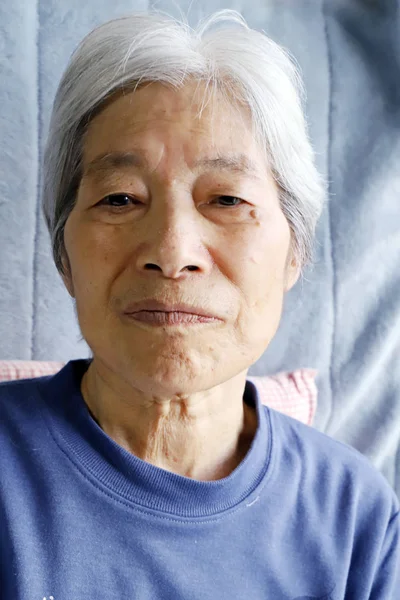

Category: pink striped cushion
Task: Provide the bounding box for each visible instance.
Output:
[0,361,318,426]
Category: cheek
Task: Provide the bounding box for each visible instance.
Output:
[240,211,291,286]
[66,215,118,271]
[64,217,119,310]
[231,212,290,343]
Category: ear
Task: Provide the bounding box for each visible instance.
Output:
[60,251,75,298]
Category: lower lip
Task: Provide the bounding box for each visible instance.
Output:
[126,311,219,326]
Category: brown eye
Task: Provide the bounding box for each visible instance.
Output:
[212,196,245,207]
[99,194,138,208]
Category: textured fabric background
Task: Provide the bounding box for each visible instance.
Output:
[0,0,399,497]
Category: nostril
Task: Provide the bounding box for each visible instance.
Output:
[143,264,198,273]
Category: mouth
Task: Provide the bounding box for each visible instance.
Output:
[125,310,220,326]
[123,299,221,322]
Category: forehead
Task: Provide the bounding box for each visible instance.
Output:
[87,79,251,134]
[81,81,268,175]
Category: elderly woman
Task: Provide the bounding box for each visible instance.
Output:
[0,9,399,599]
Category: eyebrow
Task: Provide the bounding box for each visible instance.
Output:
[83,150,263,179]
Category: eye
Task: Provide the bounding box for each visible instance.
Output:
[211,195,245,207]
[96,194,245,210]
[98,194,138,208]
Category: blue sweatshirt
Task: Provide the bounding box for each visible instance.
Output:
[0,359,399,600]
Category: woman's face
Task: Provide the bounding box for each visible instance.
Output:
[62,81,299,396]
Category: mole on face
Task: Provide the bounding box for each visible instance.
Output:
[249,208,261,222]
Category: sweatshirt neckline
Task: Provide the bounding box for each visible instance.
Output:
[41,359,272,518]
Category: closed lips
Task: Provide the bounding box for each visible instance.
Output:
[124,299,220,319]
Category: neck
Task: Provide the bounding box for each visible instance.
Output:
[81,362,258,481]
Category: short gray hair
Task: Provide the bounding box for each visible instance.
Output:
[42,9,326,281]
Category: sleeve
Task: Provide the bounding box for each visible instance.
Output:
[369,510,400,599]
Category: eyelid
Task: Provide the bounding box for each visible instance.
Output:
[97,192,245,201]
[96,193,247,209]
[211,195,246,205]
[97,193,137,204]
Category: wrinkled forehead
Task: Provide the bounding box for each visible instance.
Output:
[88,77,253,128]
[81,79,270,176]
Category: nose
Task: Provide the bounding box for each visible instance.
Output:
[136,198,211,280]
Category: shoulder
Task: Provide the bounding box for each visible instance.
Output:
[0,375,53,398]
[0,375,54,423]
[265,406,400,515]
[0,360,82,417]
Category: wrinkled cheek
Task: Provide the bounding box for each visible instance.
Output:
[247,301,284,362]
[248,250,264,266]
[235,274,286,364]
[70,265,105,331]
